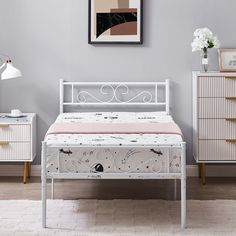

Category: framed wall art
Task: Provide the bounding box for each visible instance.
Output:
[218,49,236,72]
[88,0,143,44]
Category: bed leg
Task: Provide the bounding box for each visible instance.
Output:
[181,142,186,229]
[51,178,54,200]
[174,179,177,200]
[41,141,47,228]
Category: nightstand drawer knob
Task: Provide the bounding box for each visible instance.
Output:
[0,141,9,145]
[0,124,9,128]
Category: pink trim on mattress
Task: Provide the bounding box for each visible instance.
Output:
[46,122,183,137]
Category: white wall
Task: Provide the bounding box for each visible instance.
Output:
[0,0,236,164]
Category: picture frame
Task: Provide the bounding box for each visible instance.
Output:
[88,0,143,44]
[218,49,236,72]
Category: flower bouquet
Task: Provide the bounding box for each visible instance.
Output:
[191,28,220,72]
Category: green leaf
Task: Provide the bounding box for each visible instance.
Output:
[208,40,214,48]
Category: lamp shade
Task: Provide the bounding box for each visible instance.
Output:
[1,62,22,80]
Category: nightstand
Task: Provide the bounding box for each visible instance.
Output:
[0,113,36,183]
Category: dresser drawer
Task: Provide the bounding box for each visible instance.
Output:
[198,76,236,97]
[0,125,31,142]
[199,119,236,139]
[0,142,31,161]
[199,140,236,161]
[199,98,236,118]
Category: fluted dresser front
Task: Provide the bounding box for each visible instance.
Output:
[193,71,236,184]
[0,113,36,183]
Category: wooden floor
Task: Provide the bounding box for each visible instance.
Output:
[1,177,236,200]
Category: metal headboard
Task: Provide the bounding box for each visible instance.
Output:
[59,79,170,114]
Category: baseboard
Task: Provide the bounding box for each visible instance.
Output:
[1,164,236,177]
[0,165,41,177]
[187,164,236,177]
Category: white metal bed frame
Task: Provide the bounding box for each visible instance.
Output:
[41,79,186,229]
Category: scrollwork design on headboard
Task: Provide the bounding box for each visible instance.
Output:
[114,84,153,103]
[77,83,153,104]
[77,84,115,103]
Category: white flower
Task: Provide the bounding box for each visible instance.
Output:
[194,28,213,39]
[191,28,220,52]
[191,38,208,52]
[213,36,220,48]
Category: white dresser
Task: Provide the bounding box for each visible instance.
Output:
[0,113,36,183]
[193,71,236,184]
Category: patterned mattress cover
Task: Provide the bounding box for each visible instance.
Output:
[45,112,183,174]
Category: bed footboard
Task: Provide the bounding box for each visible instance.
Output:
[41,141,186,229]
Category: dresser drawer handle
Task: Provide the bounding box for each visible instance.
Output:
[0,141,9,145]
[225,76,236,79]
[225,97,236,100]
[226,118,236,121]
[226,139,236,143]
[0,124,9,128]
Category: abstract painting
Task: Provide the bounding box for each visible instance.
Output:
[88,0,143,44]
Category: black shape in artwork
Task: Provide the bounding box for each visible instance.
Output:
[96,12,137,38]
[150,149,163,156]
[59,149,73,155]
[94,163,104,172]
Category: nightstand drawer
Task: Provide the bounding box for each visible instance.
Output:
[0,142,31,161]
[199,119,236,139]
[199,98,236,118]
[199,140,236,161]
[198,76,236,97]
[0,125,31,141]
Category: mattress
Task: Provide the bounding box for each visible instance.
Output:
[45,112,183,174]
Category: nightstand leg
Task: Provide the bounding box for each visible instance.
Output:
[27,162,31,178]
[23,162,28,184]
[200,163,206,185]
